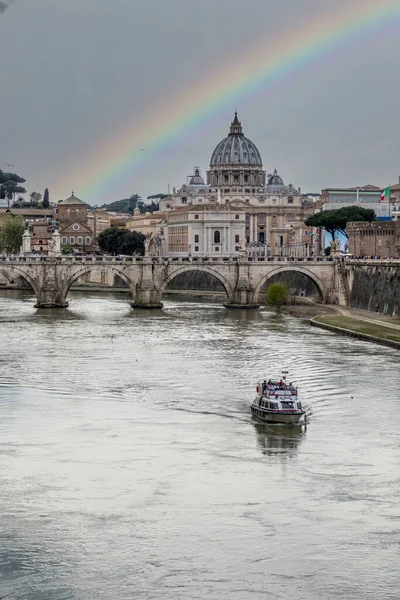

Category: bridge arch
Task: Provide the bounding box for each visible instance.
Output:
[0,265,40,297]
[61,265,136,299]
[254,266,326,301]
[161,265,234,301]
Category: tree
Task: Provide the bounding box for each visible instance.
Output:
[0,215,25,254]
[266,282,289,311]
[43,188,50,209]
[100,194,142,215]
[147,193,169,200]
[97,227,145,255]
[0,169,27,205]
[305,206,376,240]
[30,191,42,205]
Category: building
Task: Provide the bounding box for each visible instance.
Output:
[87,209,112,240]
[28,219,54,253]
[321,185,392,220]
[166,204,245,256]
[56,192,95,252]
[125,211,166,237]
[347,221,400,258]
[160,113,319,256]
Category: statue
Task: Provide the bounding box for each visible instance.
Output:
[144,235,151,256]
[240,239,247,252]
[330,239,341,257]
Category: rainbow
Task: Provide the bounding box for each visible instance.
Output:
[60,0,400,205]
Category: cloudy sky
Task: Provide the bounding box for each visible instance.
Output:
[0,0,399,205]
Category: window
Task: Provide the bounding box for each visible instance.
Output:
[224,175,229,182]
[194,214,199,220]
[214,230,221,244]
[235,246,239,251]
[234,175,239,182]
[73,224,79,231]
[281,401,294,409]
[244,175,249,183]
[86,237,91,244]
[78,236,83,244]
[194,234,199,243]
[194,246,199,252]
[235,235,240,243]
[288,196,294,204]
[235,214,240,220]
[70,210,76,219]
[39,239,43,244]
[70,236,75,244]
[215,247,219,251]
[62,237,67,244]
[182,197,187,204]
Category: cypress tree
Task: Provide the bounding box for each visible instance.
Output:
[43,187,50,209]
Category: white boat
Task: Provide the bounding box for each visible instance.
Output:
[251,371,306,425]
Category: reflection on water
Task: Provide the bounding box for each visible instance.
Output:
[253,421,306,457]
[0,291,400,600]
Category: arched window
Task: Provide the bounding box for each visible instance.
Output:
[214,230,221,244]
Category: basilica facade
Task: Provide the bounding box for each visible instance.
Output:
[160,113,319,257]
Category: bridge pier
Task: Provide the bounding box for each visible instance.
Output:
[224,258,260,309]
[224,288,260,309]
[130,260,163,309]
[130,287,163,309]
[34,289,69,309]
[34,265,69,308]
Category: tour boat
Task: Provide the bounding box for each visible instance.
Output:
[251,372,306,425]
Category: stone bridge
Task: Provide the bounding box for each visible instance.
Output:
[0,255,344,309]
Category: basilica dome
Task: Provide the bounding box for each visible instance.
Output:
[210,113,263,167]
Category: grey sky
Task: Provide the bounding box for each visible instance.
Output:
[0,0,399,205]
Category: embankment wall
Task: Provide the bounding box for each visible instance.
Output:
[349,264,400,315]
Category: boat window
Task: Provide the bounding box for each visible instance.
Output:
[269,402,278,409]
[281,401,294,409]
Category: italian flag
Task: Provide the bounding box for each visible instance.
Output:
[381,187,391,201]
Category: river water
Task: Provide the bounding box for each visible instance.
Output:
[0,290,399,600]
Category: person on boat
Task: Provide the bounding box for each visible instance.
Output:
[262,380,268,393]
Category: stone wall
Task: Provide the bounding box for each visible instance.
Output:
[347,221,400,258]
[349,264,400,314]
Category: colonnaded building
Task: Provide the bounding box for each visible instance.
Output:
[159,113,320,257]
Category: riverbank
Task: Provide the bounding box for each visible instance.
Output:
[311,311,400,349]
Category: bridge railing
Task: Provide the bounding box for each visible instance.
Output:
[0,254,341,265]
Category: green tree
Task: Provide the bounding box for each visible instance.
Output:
[62,243,73,255]
[0,215,25,254]
[100,194,142,215]
[266,282,289,311]
[0,169,27,204]
[97,227,145,255]
[305,206,375,240]
[30,191,42,205]
[43,188,50,208]
[147,193,168,200]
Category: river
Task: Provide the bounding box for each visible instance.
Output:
[0,290,399,600]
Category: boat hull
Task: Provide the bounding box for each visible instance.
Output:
[251,404,305,425]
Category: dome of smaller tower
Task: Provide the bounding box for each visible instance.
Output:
[188,167,206,187]
[266,169,285,191]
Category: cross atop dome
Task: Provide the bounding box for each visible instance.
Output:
[229,111,243,135]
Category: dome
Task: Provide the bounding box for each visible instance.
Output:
[266,169,285,191]
[210,112,263,167]
[188,167,206,187]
